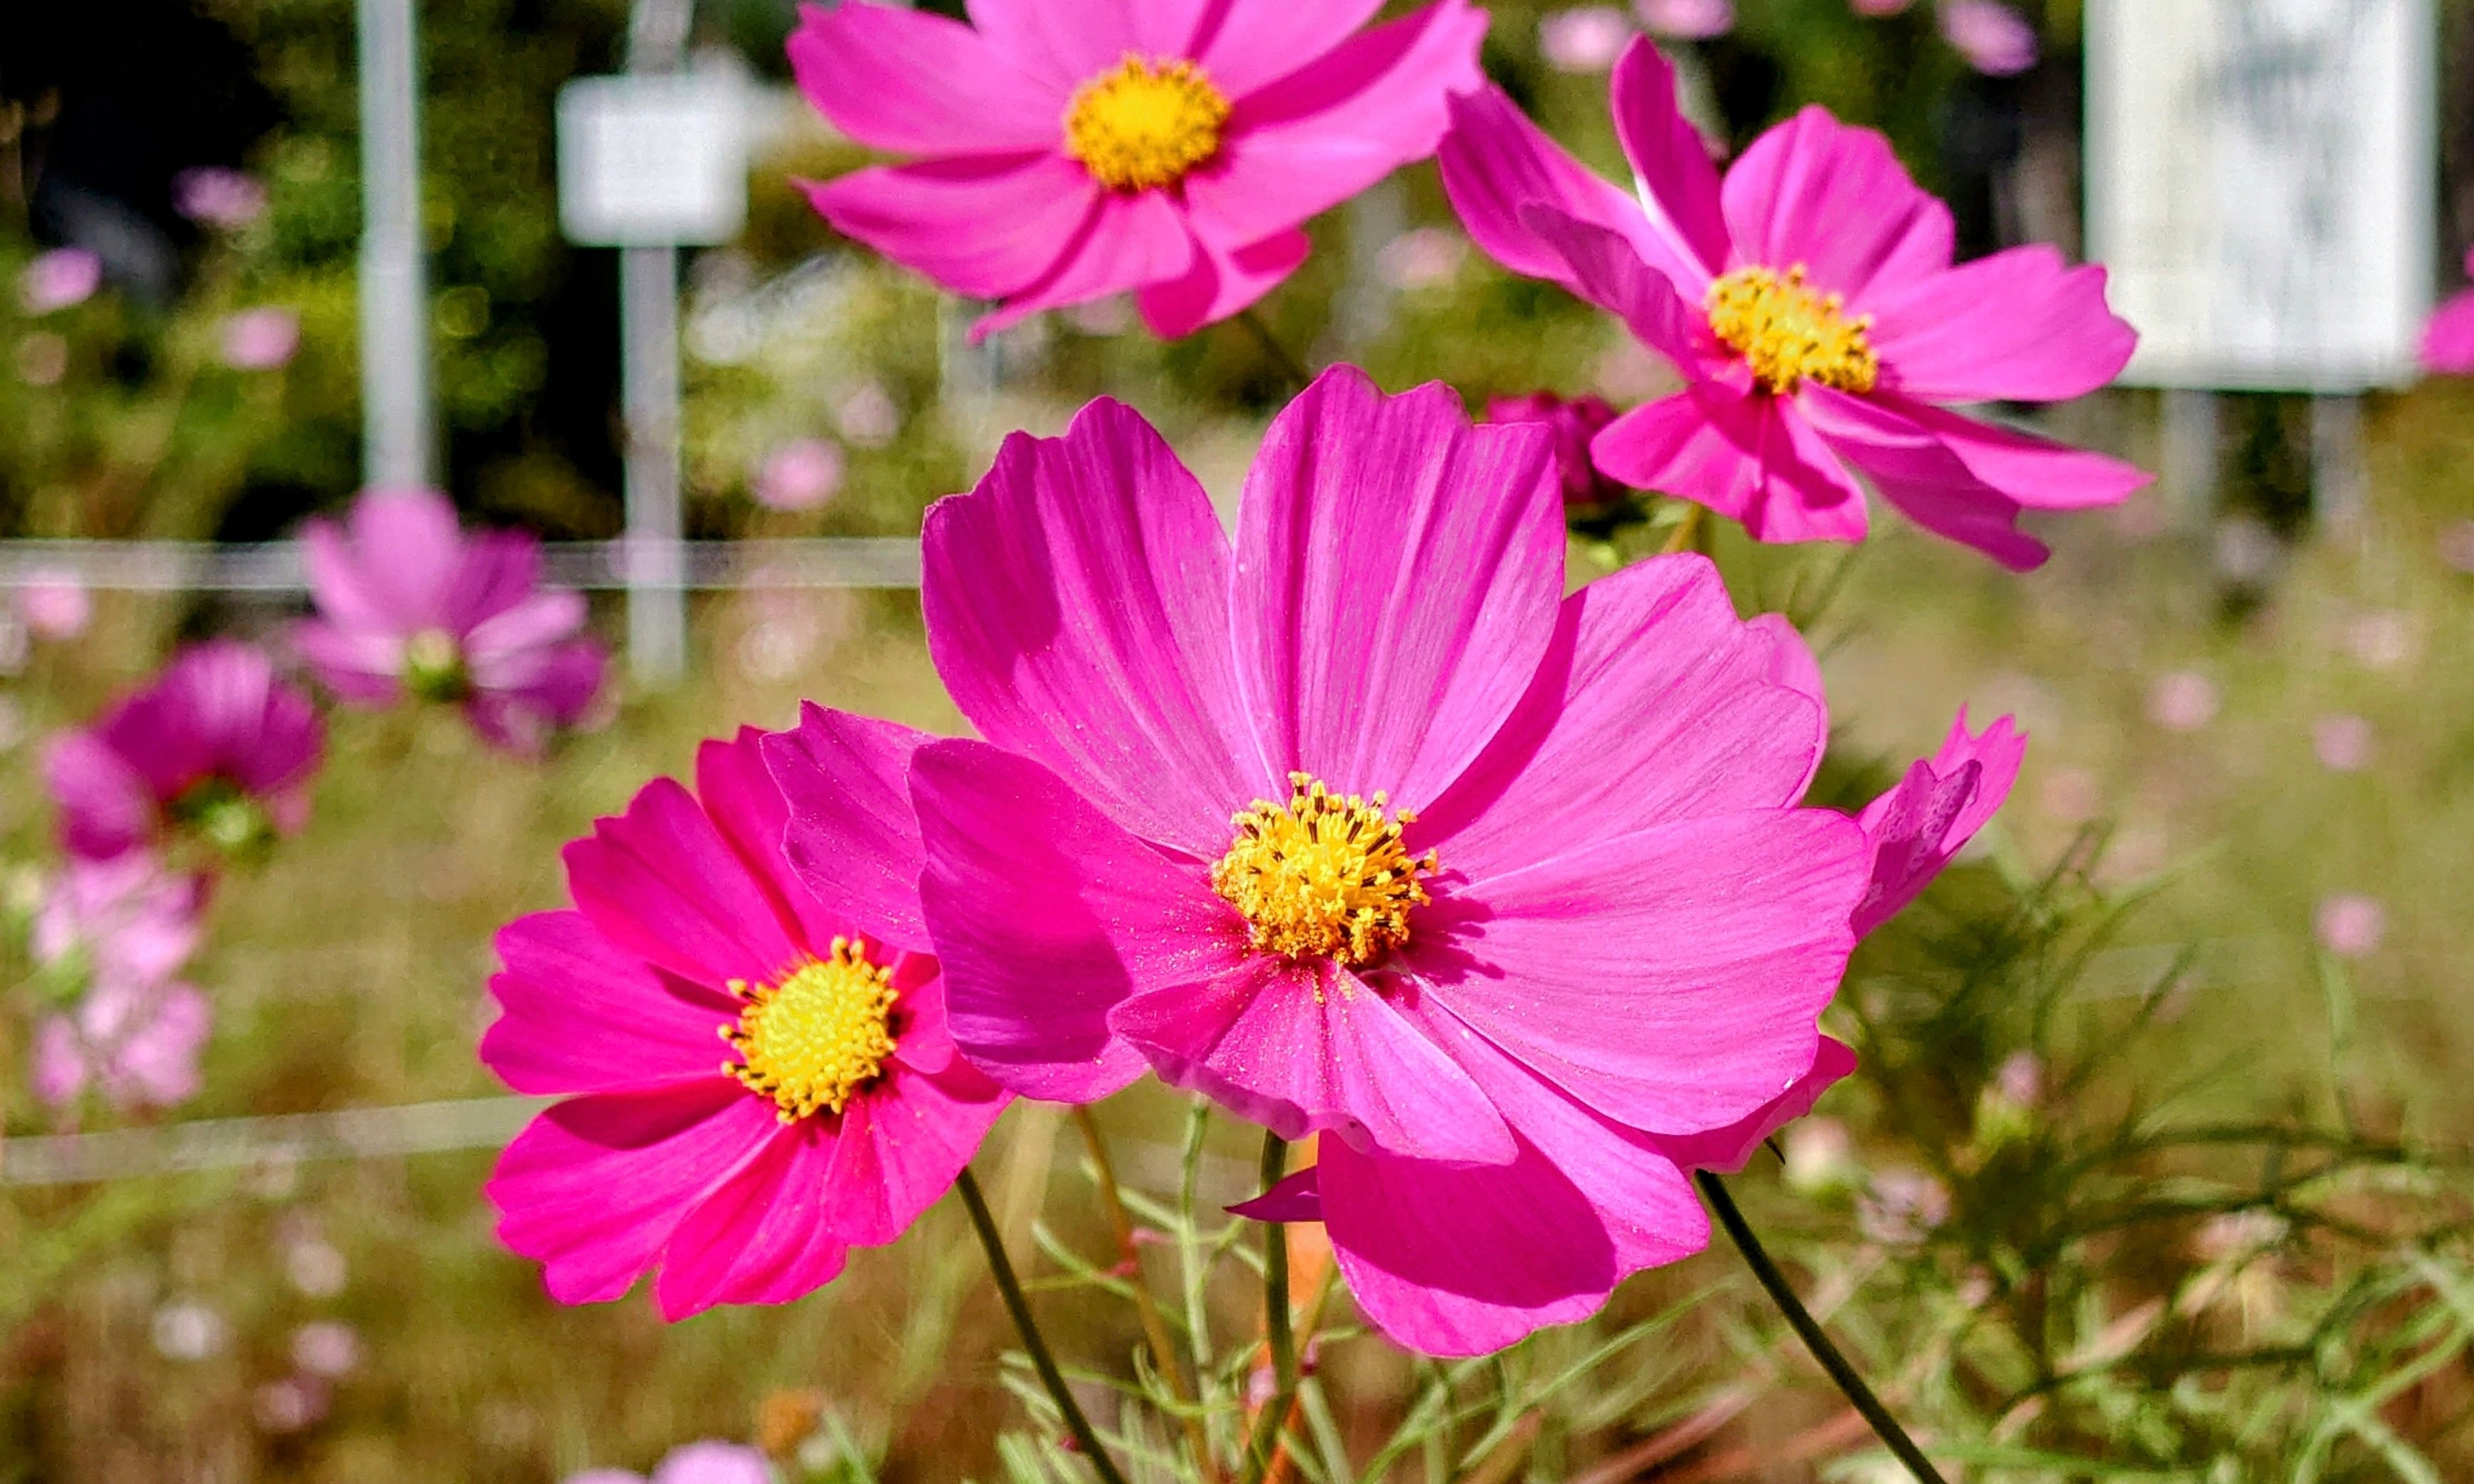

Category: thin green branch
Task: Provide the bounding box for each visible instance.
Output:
[955,1166,1130,1484]
[1239,1131,1297,1484]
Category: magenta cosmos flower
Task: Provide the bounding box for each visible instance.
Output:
[47,640,323,864]
[2423,248,2474,374]
[908,367,1871,1356]
[788,0,1487,340]
[483,718,1007,1320]
[293,488,607,754]
[1439,40,2148,570]
[1486,390,1631,513]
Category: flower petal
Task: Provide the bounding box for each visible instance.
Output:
[1404,808,1866,1134]
[818,1060,1010,1246]
[562,774,808,993]
[340,488,465,632]
[47,729,161,860]
[1230,367,1564,812]
[653,1123,850,1320]
[1417,553,1824,877]
[441,529,548,634]
[804,154,1100,303]
[1439,86,1668,304]
[298,519,393,634]
[463,590,588,675]
[482,910,737,1096]
[1851,707,2024,937]
[970,191,1198,340]
[1748,612,1826,798]
[691,727,856,954]
[1193,0,1387,98]
[289,619,406,704]
[923,398,1268,855]
[964,0,1198,94]
[788,1,1065,156]
[1135,228,1310,339]
[1108,956,1516,1166]
[912,740,1229,1102]
[1649,1034,1856,1173]
[1180,0,1486,248]
[1868,246,2137,403]
[1608,37,1729,291]
[1513,202,1705,365]
[487,1082,776,1306]
[1720,107,1953,303]
[2423,288,2474,374]
[1593,385,1872,544]
[763,704,938,955]
[1881,395,2154,511]
[1796,388,2053,570]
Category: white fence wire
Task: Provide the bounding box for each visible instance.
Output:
[0,537,924,592]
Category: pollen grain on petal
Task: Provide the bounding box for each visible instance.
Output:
[1210,772,1436,969]
[722,937,899,1122]
[1062,54,1232,193]
[1705,263,1881,395]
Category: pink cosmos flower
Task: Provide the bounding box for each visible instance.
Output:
[482,720,1007,1321]
[565,1442,773,1484]
[2422,248,2474,374]
[173,167,269,230]
[33,979,213,1113]
[21,248,102,314]
[1637,0,1735,40]
[2315,894,2385,959]
[220,308,301,370]
[34,853,205,991]
[1938,0,2038,76]
[908,367,1870,1356]
[1485,391,1631,512]
[1850,707,2024,937]
[788,0,1488,340]
[292,488,608,754]
[19,567,92,640]
[1539,9,1634,74]
[46,640,325,864]
[1439,41,2148,570]
[754,438,845,512]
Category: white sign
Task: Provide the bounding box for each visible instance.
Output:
[557,74,748,247]
[2086,0,2437,391]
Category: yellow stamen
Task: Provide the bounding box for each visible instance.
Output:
[1705,264,1881,395]
[1210,773,1436,969]
[1062,54,1231,193]
[722,938,897,1122]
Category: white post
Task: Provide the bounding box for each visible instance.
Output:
[2159,390,2219,535]
[620,0,695,685]
[2310,394,2367,536]
[356,0,435,489]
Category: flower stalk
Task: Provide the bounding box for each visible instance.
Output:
[955,1166,1130,1484]
[1696,1171,1948,1484]
[1074,1106,1219,1481]
[1239,1131,1299,1484]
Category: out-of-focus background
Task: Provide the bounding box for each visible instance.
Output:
[6,1,2474,1479]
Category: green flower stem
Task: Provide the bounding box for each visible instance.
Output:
[1236,307,1314,392]
[955,1166,1130,1484]
[1239,1131,1297,1484]
[1072,1106,1219,1483]
[1696,1171,1949,1484]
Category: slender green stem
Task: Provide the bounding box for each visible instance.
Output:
[1696,1171,1948,1484]
[1236,307,1314,392]
[1657,500,1705,556]
[1072,1107,1218,1483]
[1239,1131,1297,1484]
[955,1166,1130,1484]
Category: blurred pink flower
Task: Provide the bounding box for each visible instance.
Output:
[20,248,101,314]
[291,1321,362,1379]
[564,1443,773,1484]
[33,979,212,1112]
[221,308,300,370]
[1486,390,1629,510]
[1859,1168,1950,1244]
[2146,670,2218,732]
[2420,248,2474,374]
[174,167,269,230]
[1440,42,2144,570]
[19,568,91,639]
[34,853,204,990]
[1636,0,1734,39]
[253,1376,332,1434]
[1539,7,1634,71]
[1377,226,1468,291]
[293,488,607,754]
[2344,610,2415,670]
[753,438,845,512]
[1993,1049,2043,1106]
[1852,707,2026,936]
[2315,894,2385,959]
[1939,0,2038,76]
[1781,1116,1857,1192]
[47,640,325,863]
[2312,714,2371,772]
[790,0,1487,340]
[835,382,900,448]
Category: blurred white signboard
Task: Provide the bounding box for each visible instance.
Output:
[557,74,747,247]
[2086,0,2436,391]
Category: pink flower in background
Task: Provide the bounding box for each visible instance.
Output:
[2313,714,2372,772]
[1851,707,2025,937]
[2421,248,2474,374]
[32,979,212,1113]
[293,488,607,754]
[1377,226,1468,291]
[910,368,1868,1355]
[1539,8,1633,72]
[1484,390,1630,510]
[173,168,269,230]
[2315,894,2385,959]
[2147,670,2219,732]
[1938,0,2038,76]
[1636,0,1735,40]
[565,1442,773,1484]
[1439,41,2147,570]
[19,568,91,639]
[483,722,1008,1321]
[1858,1168,1950,1244]
[34,853,205,990]
[754,438,845,512]
[20,248,101,314]
[220,308,300,370]
[789,0,1488,340]
[47,640,324,864]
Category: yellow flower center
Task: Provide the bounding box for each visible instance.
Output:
[721,938,898,1122]
[1705,264,1881,395]
[1062,55,1231,193]
[1210,773,1436,969]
